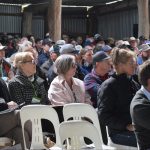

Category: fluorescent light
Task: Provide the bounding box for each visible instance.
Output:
[106,1,117,5]
[21,3,31,12]
[106,0,123,5]
[22,3,31,8]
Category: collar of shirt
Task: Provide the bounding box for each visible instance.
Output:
[58,75,79,102]
[141,86,150,100]
[58,75,78,87]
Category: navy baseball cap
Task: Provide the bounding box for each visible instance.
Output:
[93,51,110,65]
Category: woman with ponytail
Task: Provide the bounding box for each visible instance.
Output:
[97,48,140,147]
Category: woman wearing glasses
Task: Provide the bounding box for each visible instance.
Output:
[8,51,48,105]
[48,54,92,106]
[97,48,140,147]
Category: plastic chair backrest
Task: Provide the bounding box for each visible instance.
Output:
[20,105,61,150]
[63,103,103,144]
[59,120,102,149]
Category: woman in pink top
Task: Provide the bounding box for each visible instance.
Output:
[48,54,91,106]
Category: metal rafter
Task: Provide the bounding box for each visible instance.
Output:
[0,0,123,6]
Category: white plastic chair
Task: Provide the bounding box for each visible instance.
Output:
[63,103,116,150]
[20,105,61,150]
[59,120,102,150]
[106,126,138,150]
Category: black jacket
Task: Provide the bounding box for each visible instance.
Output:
[40,60,53,77]
[97,73,140,135]
[0,78,11,111]
[0,78,11,103]
[8,72,49,105]
[130,89,150,150]
[0,103,8,111]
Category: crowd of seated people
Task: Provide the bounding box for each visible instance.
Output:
[1,33,150,149]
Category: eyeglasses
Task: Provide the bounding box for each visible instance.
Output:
[23,59,36,65]
[72,63,77,68]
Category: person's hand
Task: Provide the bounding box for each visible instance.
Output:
[126,124,135,131]
[7,101,18,109]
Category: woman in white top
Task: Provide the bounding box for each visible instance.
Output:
[48,54,91,106]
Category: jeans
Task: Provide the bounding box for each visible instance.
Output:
[110,131,137,147]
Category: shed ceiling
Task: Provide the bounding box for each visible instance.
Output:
[0,0,124,6]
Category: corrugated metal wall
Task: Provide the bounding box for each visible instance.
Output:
[0,15,22,33]
[32,16,44,39]
[0,5,45,38]
[97,9,138,39]
[62,16,87,35]
[0,4,139,39]
[0,4,21,13]
[31,15,87,39]
[0,5,22,34]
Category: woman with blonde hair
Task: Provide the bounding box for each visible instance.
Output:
[8,51,48,105]
[97,48,140,147]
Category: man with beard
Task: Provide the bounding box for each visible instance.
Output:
[137,44,150,65]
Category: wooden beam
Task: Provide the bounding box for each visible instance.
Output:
[22,12,32,36]
[47,0,62,42]
[137,0,149,39]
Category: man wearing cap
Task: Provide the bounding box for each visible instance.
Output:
[56,40,66,48]
[137,44,150,65]
[38,38,53,66]
[139,35,147,46]
[93,34,105,46]
[41,44,60,80]
[100,45,112,55]
[84,51,111,145]
[129,37,139,55]
[43,40,65,84]
[0,44,12,80]
[84,51,111,108]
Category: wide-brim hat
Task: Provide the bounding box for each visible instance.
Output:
[129,37,137,42]
[139,44,150,52]
[0,45,6,51]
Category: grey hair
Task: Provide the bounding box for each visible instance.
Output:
[54,54,76,75]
